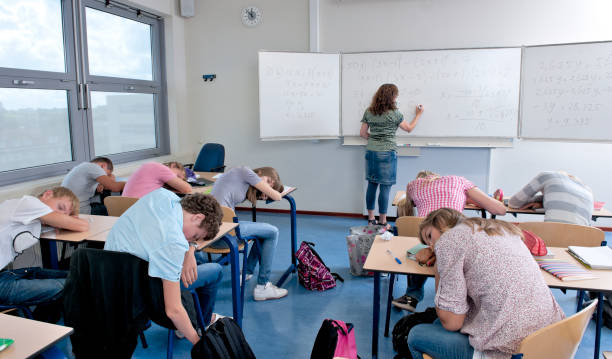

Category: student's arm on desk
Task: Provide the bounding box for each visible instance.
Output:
[96,174,126,192]
[162,279,200,345]
[166,177,193,195]
[40,212,89,232]
[254,180,282,201]
[434,267,466,331]
[467,187,506,215]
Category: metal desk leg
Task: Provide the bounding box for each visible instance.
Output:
[220,235,242,327]
[384,273,395,337]
[372,272,380,359]
[276,194,297,287]
[251,204,257,222]
[594,292,603,359]
[41,240,59,269]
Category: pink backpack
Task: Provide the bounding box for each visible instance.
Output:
[311,319,359,359]
[296,241,343,291]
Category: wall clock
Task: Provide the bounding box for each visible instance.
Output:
[241,6,262,27]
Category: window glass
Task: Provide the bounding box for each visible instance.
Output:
[90,92,156,156]
[0,0,65,72]
[0,88,72,172]
[85,7,153,80]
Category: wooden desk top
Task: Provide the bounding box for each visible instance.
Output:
[364,236,612,292]
[0,314,73,359]
[39,215,118,243]
[195,222,238,250]
[391,190,612,219]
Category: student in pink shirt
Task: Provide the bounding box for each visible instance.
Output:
[393,171,506,312]
[122,162,192,198]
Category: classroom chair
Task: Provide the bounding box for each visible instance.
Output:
[385,216,424,337]
[422,297,594,359]
[103,196,139,216]
[202,206,259,308]
[0,304,33,318]
[511,299,598,358]
[516,222,605,312]
[191,143,226,173]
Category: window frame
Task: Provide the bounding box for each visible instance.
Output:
[0,0,169,186]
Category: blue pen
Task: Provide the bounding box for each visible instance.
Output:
[386,249,402,264]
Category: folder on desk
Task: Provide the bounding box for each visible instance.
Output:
[567,246,612,270]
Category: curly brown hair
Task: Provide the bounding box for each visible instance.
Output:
[180,193,223,241]
[368,83,398,115]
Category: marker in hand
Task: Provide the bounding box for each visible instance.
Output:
[386,249,402,264]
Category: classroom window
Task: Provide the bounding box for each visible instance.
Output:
[0,0,168,186]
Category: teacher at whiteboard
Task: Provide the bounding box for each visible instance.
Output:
[360,83,424,227]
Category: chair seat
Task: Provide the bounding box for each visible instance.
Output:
[202,241,246,254]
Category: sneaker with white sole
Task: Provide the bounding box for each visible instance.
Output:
[253,282,288,301]
[392,295,418,311]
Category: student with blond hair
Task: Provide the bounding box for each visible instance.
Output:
[393,171,507,311]
[408,208,564,359]
[0,187,88,322]
[211,166,288,301]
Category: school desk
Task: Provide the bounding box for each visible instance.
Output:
[392,190,612,221]
[0,313,73,359]
[39,214,119,269]
[193,171,300,287]
[363,236,612,359]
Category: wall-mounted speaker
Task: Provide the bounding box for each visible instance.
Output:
[180,0,195,18]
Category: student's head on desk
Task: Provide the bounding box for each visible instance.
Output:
[164,161,187,181]
[91,156,114,176]
[246,167,284,204]
[38,187,80,216]
[418,208,523,249]
[180,193,223,242]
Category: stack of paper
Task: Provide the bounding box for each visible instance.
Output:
[568,246,612,270]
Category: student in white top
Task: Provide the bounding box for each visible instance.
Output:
[61,157,126,215]
[0,187,88,322]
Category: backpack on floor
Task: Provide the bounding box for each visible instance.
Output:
[296,241,344,291]
[346,224,387,276]
[392,307,438,359]
[310,319,359,359]
[191,317,256,359]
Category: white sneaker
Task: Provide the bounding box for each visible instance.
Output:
[240,272,253,283]
[253,282,288,301]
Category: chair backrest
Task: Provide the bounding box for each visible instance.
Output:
[221,205,237,236]
[516,222,604,247]
[396,216,424,237]
[104,196,139,217]
[514,299,597,358]
[193,143,225,172]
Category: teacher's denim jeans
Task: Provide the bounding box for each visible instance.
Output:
[182,262,223,325]
[408,319,474,359]
[240,221,279,285]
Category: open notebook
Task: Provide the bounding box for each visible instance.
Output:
[568,246,612,270]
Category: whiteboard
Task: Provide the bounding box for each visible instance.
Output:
[258,52,340,139]
[341,48,521,138]
[521,41,612,141]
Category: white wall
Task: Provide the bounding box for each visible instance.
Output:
[180,0,612,215]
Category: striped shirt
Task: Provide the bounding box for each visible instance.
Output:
[407,175,475,217]
[508,172,593,226]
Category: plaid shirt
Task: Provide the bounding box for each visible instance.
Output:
[407,175,475,217]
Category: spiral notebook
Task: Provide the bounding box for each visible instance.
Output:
[535,258,598,281]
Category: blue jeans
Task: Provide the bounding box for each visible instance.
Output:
[404,274,428,302]
[366,181,392,215]
[182,263,223,325]
[408,319,474,359]
[239,221,279,285]
[0,267,67,306]
[365,150,397,185]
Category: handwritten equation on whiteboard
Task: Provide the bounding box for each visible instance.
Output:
[341,48,521,138]
[521,42,612,140]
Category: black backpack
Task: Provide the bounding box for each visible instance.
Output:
[191,317,256,359]
[392,307,438,359]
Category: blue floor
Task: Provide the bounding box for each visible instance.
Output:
[56,212,612,358]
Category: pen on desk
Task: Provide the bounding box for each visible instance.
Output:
[386,249,402,264]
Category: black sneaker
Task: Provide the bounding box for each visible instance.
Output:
[392,295,418,311]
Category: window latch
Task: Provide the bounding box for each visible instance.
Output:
[12,80,35,86]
